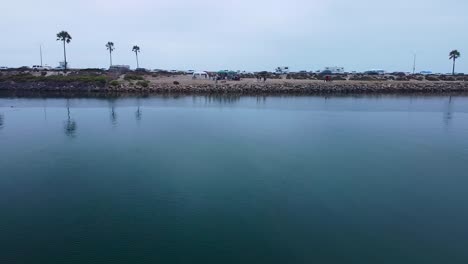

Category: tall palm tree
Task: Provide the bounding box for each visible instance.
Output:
[106,42,115,67]
[132,45,140,68]
[56,31,72,71]
[449,50,461,75]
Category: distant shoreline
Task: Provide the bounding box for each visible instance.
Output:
[1,71,467,95]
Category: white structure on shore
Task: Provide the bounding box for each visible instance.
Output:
[58,61,69,69]
[323,66,344,74]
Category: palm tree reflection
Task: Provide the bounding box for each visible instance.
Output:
[443,96,453,127]
[0,113,4,130]
[136,98,142,121]
[64,99,77,137]
[109,99,118,126]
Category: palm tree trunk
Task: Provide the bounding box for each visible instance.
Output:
[135,52,139,69]
[452,58,456,75]
[63,40,67,71]
[109,50,113,67]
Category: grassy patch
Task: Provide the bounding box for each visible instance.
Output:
[110,80,120,86]
[136,80,150,87]
[124,74,145,81]
[0,74,109,86]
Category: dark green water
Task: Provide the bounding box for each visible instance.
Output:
[1,95,468,263]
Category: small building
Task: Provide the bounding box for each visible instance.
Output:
[57,61,70,69]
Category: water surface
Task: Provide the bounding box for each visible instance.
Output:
[1,95,468,263]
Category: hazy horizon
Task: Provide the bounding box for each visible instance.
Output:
[1,0,466,73]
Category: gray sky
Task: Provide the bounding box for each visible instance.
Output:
[1,0,466,73]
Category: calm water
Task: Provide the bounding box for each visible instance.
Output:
[1,95,468,263]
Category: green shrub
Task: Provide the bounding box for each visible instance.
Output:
[124,74,144,81]
[136,80,150,87]
[110,80,120,86]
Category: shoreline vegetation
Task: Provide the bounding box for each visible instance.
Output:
[1,69,468,95]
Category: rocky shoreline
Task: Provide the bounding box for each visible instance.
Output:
[1,80,468,95]
[0,71,467,95]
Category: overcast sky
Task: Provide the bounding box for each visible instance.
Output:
[1,0,466,73]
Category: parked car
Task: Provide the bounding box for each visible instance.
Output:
[32,65,44,71]
[0,66,8,70]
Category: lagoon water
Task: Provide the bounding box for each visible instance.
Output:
[1,95,468,263]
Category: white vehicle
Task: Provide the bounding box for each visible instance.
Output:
[32,65,45,71]
[192,71,209,79]
[32,65,52,71]
[0,66,8,70]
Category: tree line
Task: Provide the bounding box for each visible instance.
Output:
[57,31,141,71]
[57,30,461,74]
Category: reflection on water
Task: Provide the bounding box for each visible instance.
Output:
[203,94,241,104]
[64,99,77,137]
[443,96,454,127]
[136,98,142,121]
[135,106,142,121]
[1,94,468,264]
[109,99,118,126]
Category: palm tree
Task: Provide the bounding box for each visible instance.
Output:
[132,45,140,68]
[449,50,461,75]
[56,31,72,71]
[106,42,115,67]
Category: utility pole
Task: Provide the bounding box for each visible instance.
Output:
[40,45,43,67]
[412,53,416,74]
